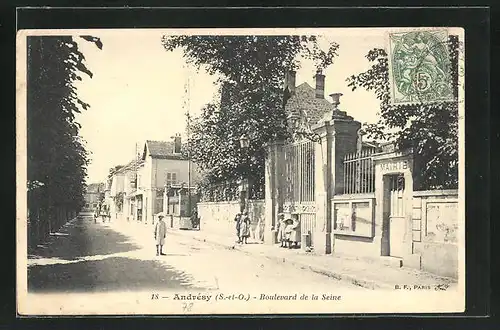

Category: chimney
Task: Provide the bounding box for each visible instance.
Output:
[314,71,325,99]
[174,134,182,154]
[284,70,296,94]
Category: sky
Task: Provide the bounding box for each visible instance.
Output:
[73,28,387,184]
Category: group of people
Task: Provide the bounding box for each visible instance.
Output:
[234,211,251,244]
[276,213,301,249]
[93,204,111,224]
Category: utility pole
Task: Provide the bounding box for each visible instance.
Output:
[135,142,138,222]
[184,65,193,218]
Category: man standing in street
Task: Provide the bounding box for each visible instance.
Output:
[154,214,167,256]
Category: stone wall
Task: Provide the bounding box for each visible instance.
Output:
[411,190,459,278]
[197,200,266,240]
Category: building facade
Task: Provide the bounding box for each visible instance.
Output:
[116,137,201,224]
[83,183,105,210]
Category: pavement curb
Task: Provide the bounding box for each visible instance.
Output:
[167,229,393,290]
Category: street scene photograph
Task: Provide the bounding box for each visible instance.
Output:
[17,27,465,315]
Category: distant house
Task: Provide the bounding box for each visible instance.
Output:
[122,136,200,223]
[104,158,144,221]
[84,183,105,210]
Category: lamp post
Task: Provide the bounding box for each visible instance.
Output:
[239,133,250,213]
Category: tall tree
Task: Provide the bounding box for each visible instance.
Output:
[27,35,102,240]
[346,35,460,190]
[162,35,339,189]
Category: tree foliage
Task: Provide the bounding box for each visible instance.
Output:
[346,35,460,190]
[162,35,339,188]
[27,35,102,242]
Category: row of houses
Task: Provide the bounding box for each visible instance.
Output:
[93,135,200,224]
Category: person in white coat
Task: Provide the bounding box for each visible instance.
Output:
[154,214,167,256]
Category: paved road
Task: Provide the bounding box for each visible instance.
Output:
[28,213,362,294]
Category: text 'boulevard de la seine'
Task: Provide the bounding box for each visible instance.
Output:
[172,293,342,302]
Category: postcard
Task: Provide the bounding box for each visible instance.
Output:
[17,27,465,315]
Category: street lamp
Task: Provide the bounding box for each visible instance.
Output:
[239,133,250,213]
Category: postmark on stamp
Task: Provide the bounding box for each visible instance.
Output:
[388,29,453,104]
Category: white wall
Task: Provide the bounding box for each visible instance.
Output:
[123,171,136,195]
[137,164,148,190]
[197,200,265,241]
[151,158,200,189]
[110,174,125,196]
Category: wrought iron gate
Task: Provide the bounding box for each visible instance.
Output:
[282,139,316,245]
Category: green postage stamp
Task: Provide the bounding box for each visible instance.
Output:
[388,29,454,104]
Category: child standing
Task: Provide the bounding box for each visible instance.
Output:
[154,214,167,256]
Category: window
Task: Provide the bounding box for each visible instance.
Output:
[130,173,137,188]
[165,172,178,186]
[333,199,374,238]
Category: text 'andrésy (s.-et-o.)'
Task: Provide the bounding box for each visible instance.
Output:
[171,293,342,302]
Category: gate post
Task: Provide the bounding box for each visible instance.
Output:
[312,121,335,254]
[264,142,276,244]
[264,141,284,245]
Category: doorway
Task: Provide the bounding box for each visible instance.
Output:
[382,174,406,257]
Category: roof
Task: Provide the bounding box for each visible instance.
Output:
[146,140,175,157]
[143,140,187,160]
[86,183,104,194]
[121,158,144,172]
[285,82,353,125]
[109,158,144,176]
[285,82,334,125]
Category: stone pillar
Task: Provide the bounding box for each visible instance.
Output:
[312,121,335,254]
[145,190,154,224]
[402,155,415,261]
[178,190,182,216]
[275,142,285,221]
[331,118,362,195]
[163,189,167,214]
[264,142,277,245]
[264,141,285,245]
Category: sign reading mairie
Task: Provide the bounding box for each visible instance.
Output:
[380,160,409,173]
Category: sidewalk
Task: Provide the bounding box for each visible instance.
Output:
[166,225,458,290]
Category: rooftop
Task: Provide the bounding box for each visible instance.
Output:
[143,140,187,160]
[285,82,354,126]
[86,182,104,193]
[108,158,144,177]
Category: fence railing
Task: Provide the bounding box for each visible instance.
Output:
[343,149,376,194]
[199,177,265,202]
[199,181,239,202]
[283,139,316,203]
